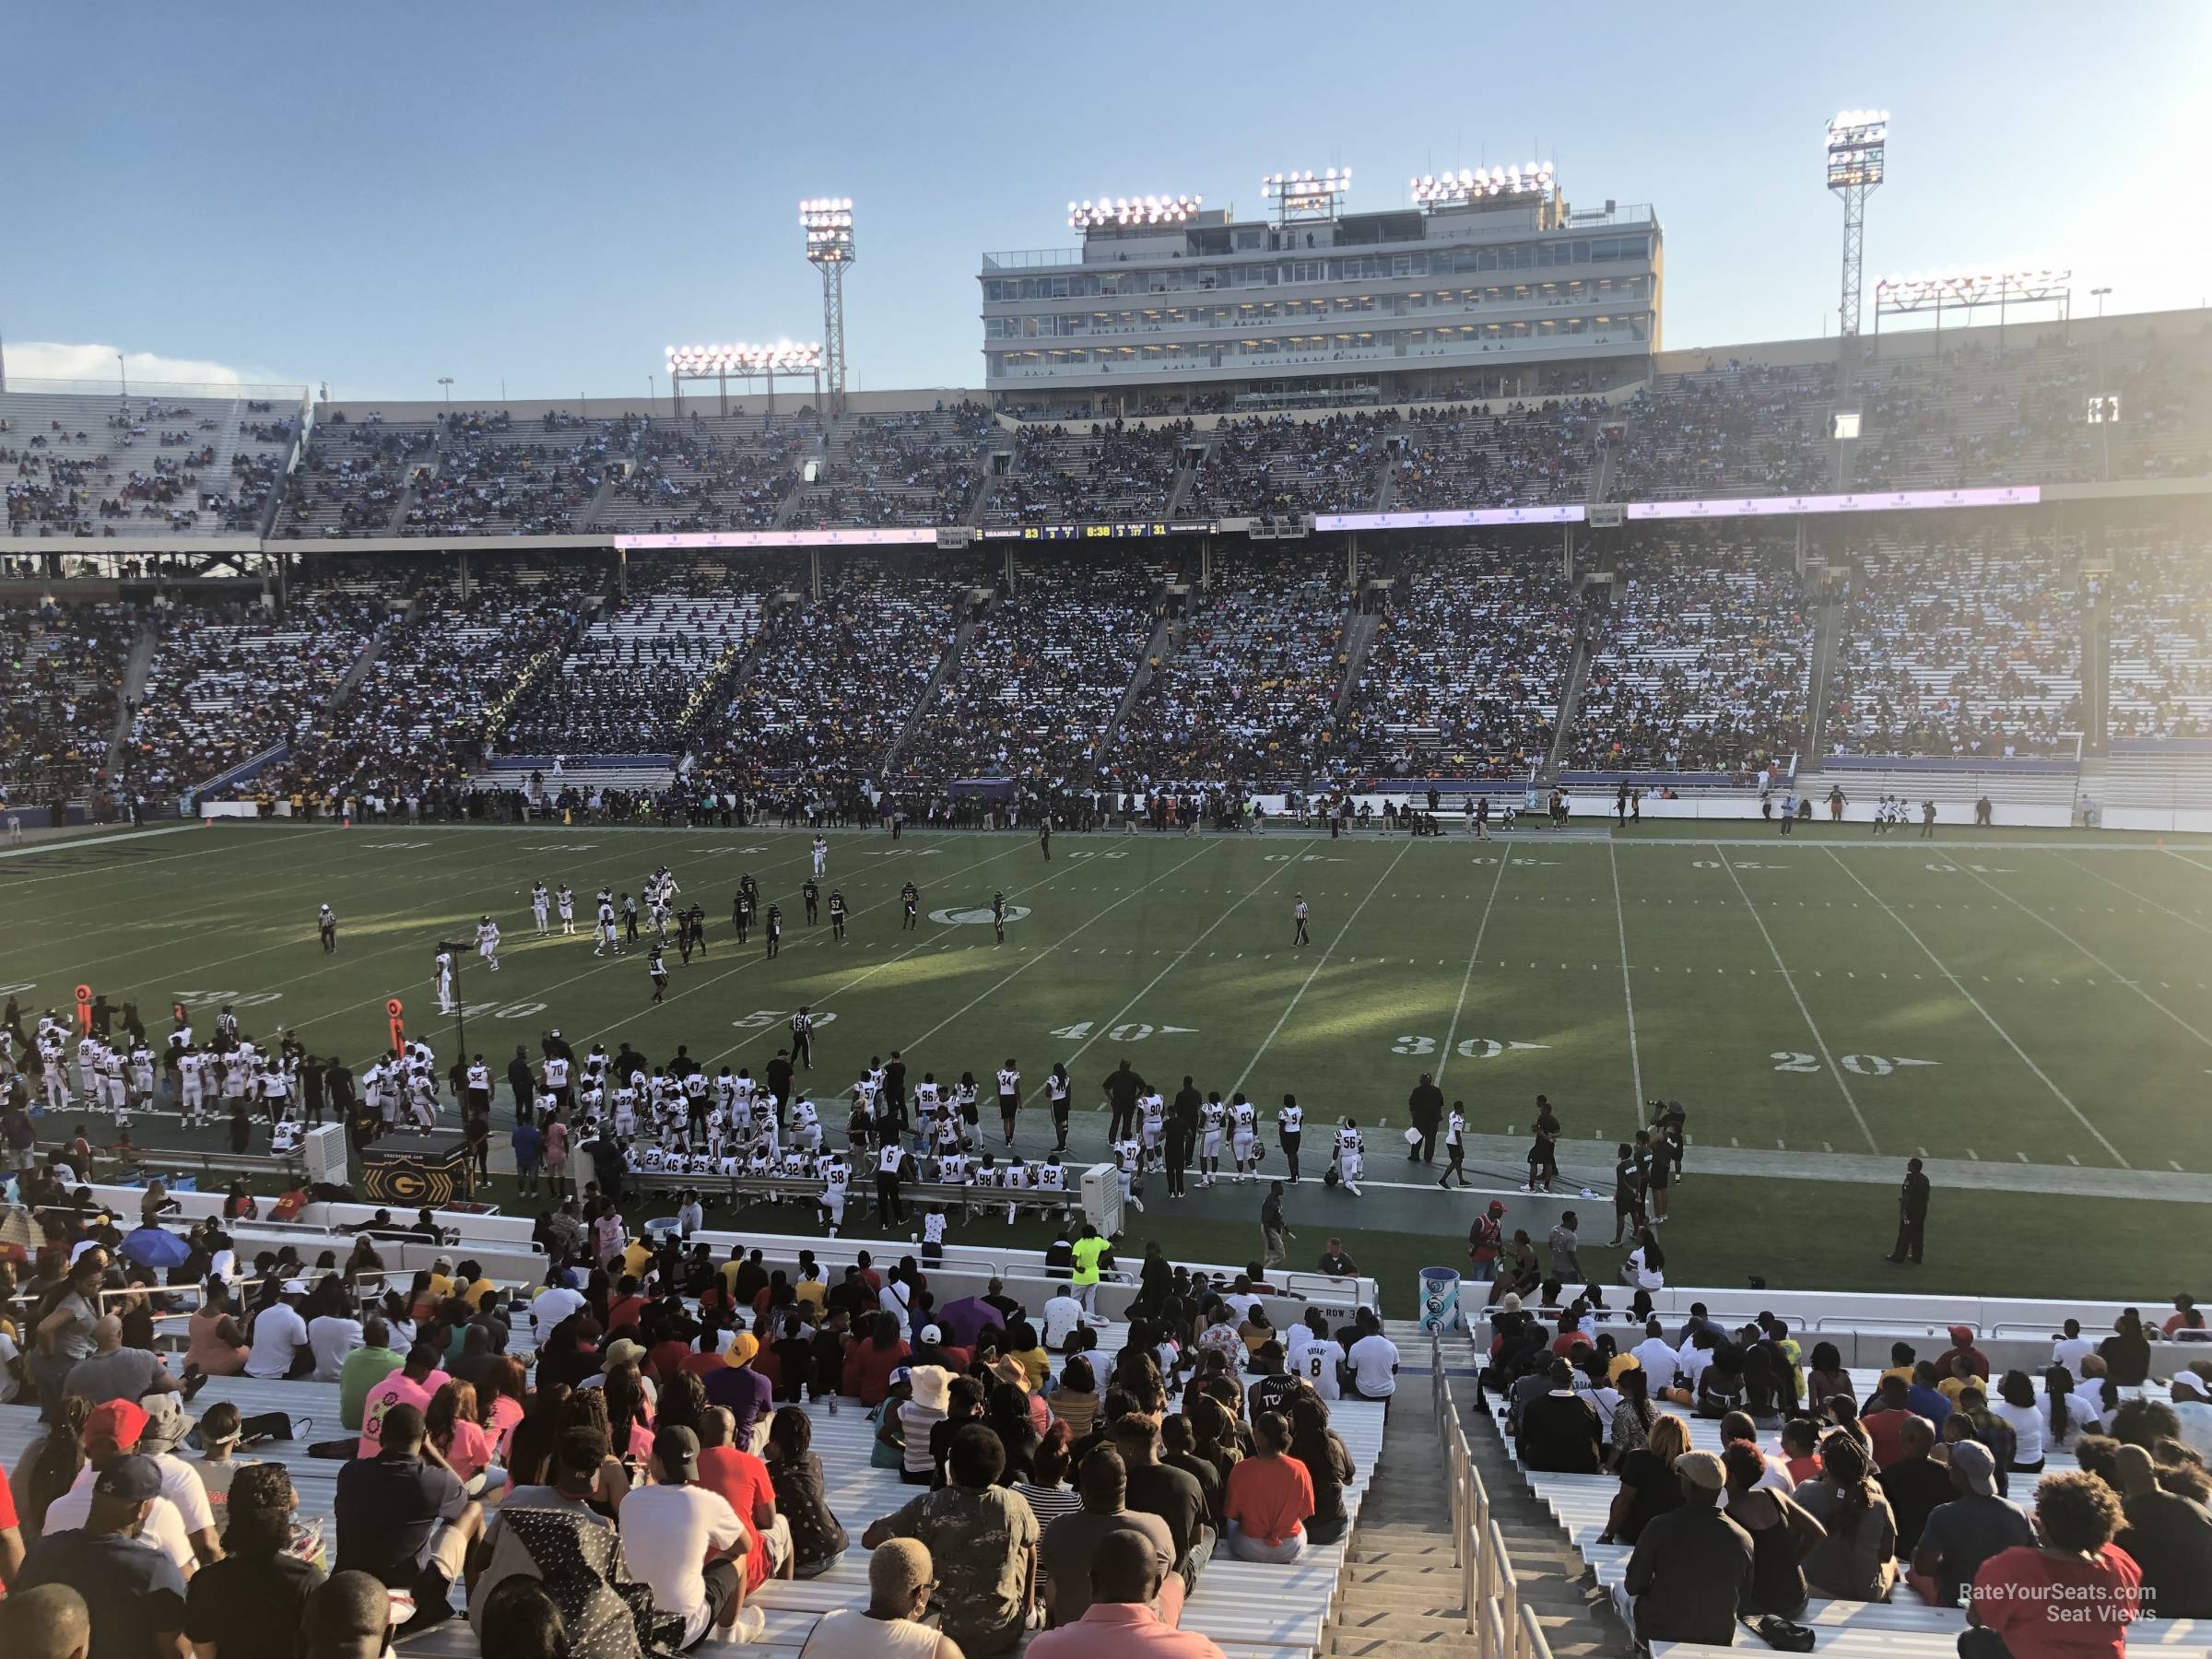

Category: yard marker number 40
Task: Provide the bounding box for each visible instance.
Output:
[1772,1051,1938,1075]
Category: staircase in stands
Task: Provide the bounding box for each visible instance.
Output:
[1795,578,1849,775]
[1326,1324,1623,1659]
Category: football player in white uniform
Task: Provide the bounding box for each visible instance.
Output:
[1333,1117,1365,1196]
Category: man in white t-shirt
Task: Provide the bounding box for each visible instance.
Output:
[41,1400,200,1576]
[1041,1288,1088,1349]
[244,1280,312,1379]
[1345,1311,1400,1401]
[1630,1319,1682,1394]
[2051,1319,2097,1374]
[618,1426,759,1648]
[309,1308,366,1382]
[532,1274,589,1340]
[1297,1325,1346,1402]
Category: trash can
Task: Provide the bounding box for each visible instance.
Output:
[1417,1266,1464,1335]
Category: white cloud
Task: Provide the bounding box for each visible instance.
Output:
[5,340,288,388]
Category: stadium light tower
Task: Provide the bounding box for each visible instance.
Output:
[1826,109,1888,337]
[1262,169,1350,227]
[801,198,854,416]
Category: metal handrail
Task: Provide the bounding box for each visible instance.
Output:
[1517,1599,1551,1659]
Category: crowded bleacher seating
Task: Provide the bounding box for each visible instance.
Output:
[1570,538,1814,773]
[1390,401,1601,510]
[899,555,1159,786]
[1115,547,1352,788]
[1828,546,2082,758]
[986,423,1188,525]
[1188,414,1391,518]
[2106,541,2212,740]
[500,569,762,756]
[1606,361,1836,500]
[594,413,818,535]
[698,553,974,794]
[124,595,383,794]
[1341,545,1578,781]
[0,601,134,806]
[786,406,996,529]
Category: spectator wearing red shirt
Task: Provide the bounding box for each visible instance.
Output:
[1935,1325,1990,1382]
[606,1279,647,1335]
[696,1406,782,1594]
[1968,1469,2140,1659]
[843,1313,910,1407]
[1220,1412,1313,1563]
[1862,1375,1917,1469]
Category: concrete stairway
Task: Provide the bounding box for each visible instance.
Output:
[1796,582,1848,775]
[1324,1348,1626,1659]
[105,616,159,776]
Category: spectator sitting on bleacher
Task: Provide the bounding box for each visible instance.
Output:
[1876,1414,1955,1556]
[1029,1526,1228,1659]
[338,1316,402,1430]
[2108,1441,2212,1620]
[1040,1444,1184,1630]
[182,1463,324,1659]
[1718,1442,1822,1620]
[465,1427,652,1659]
[41,1400,199,1578]
[619,1423,760,1649]
[1964,1468,2142,1659]
[795,1537,961,1659]
[334,1399,484,1634]
[13,1456,189,1659]
[764,1406,849,1580]
[1618,1449,1750,1648]
[1791,1429,1900,1602]
[1218,1409,1312,1564]
[63,1313,188,1406]
[244,1280,312,1381]
[863,1422,1039,1656]
[1906,1439,2032,1611]
[1598,1412,1688,1545]
[1519,1358,1603,1473]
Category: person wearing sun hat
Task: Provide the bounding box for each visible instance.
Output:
[134,1391,224,1566]
[1618,1448,1751,1647]
[704,1328,772,1448]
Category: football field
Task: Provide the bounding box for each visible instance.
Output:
[6,818,2212,1303]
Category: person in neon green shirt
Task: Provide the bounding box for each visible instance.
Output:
[1069,1224,1114,1318]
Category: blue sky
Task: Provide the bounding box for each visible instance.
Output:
[7,1,2208,399]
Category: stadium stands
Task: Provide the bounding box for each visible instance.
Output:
[985,421,1189,525]
[1342,544,1578,781]
[1116,547,1353,788]
[499,565,763,756]
[263,567,601,805]
[2106,540,2212,740]
[593,411,821,535]
[1827,546,2083,758]
[784,404,996,529]
[1571,537,1814,774]
[1606,361,1836,500]
[124,594,383,794]
[1392,401,1602,510]
[3,391,300,538]
[0,600,135,804]
[899,553,1160,785]
[1189,413,1392,517]
[697,552,974,794]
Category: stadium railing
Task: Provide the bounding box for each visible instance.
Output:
[1434,1331,1554,1659]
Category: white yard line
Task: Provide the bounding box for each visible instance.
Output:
[1028,838,1321,1100]
[1230,840,1415,1096]
[1714,847,1877,1153]
[2054,853,2212,940]
[2160,847,2212,877]
[898,841,1222,1056]
[1435,849,1513,1088]
[1959,858,2212,1050]
[1824,848,2132,1168]
[1606,841,1646,1111]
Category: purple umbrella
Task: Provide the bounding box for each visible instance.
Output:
[936,1295,997,1350]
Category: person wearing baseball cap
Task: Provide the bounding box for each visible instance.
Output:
[38,1400,200,1577]
[619,1425,759,1647]
[1909,1439,2030,1609]
[1618,1448,1749,1647]
[14,1455,189,1659]
[705,1330,771,1447]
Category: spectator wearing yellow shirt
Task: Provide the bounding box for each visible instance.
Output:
[1069,1224,1113,1319]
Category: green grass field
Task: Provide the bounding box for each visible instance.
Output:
[7,818,2212,1306]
